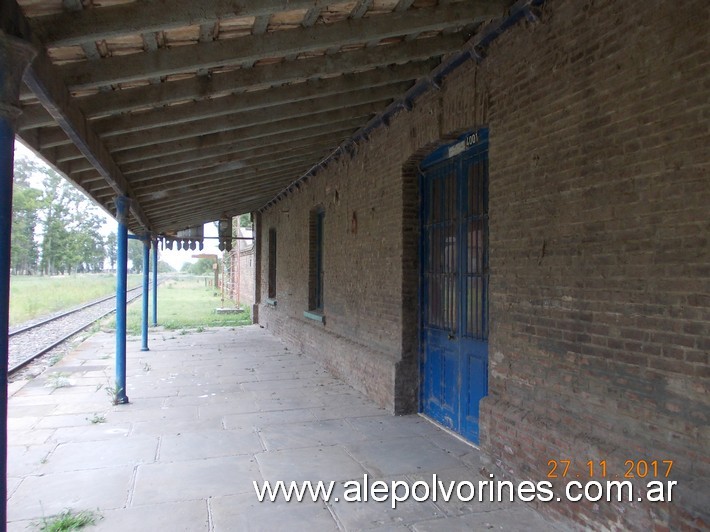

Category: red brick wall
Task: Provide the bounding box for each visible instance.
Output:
[478,1,709,529]
[256,0,708,529]
[228,247,255,307]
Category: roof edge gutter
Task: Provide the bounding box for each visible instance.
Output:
[260,0,545,213]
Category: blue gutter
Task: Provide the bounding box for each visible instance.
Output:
[260,0,545,211]
[140,237,150,351]
[114,196,129,404]
[152,238,158,326]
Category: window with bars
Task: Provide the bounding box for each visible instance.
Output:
[267,228,277,299]
[422,145,488,340]
[308,208,325,312]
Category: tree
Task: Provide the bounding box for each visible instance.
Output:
[13,152,111,275]
[11,160,41,274]
[105,232,117,271]
[157,260,175,273]
[72,212,106,272]
[10,172,41,275]
[179,259,215,275]
[38,170,70,275]
[128,239,145,273]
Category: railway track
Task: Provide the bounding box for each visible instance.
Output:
[8,286,145,375]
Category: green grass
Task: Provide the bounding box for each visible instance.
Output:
[87,413,106,424]
[35,509,101,531]
[106,277,251,334]
[9,274,141,326]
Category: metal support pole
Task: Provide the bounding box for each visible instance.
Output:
[140,238,150,351]
[0,33,36,530]
[152,238,158,326]
[114,196,130,404]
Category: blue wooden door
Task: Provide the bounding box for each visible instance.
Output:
[420,130,488,443]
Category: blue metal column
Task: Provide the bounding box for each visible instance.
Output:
[152,238,158,326]
[114,196,130,404]
[0,34,36,530]
[141,237,150,351]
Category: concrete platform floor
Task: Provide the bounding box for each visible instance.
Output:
[7,325,562,531]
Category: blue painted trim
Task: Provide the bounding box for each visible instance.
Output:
[420,129,489,170]
[303,310,325,324]
[151,239,158,326]
[114,196,129,404]
[0,117,16,527]
[418,128,490,444]
[140,238,150,352]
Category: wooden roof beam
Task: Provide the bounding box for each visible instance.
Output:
[151,189,284,229]
[118,124,354,173]
[133,152,323,193]
[102,85,404,150]
[34,0,335,47]
[150,184,297,228]
[59,3,502,90]
[137,183,313,223]
[76,35,461,118]
[139,166,312,213]
[92,63,429,135]
[16,102,55,130]
[124,135,337,182]
[112,115,364,165]
[107,100,385,152]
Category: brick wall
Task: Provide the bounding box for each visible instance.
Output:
[255,0,708,529]
[236,248,255,307]
[228,247,255,306]
[478,1,709,529]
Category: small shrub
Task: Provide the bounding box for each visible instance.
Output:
[46,373,71,389]
[35,508,102,531]
[87,413,106,424]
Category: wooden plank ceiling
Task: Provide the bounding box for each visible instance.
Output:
[9,0,506,236]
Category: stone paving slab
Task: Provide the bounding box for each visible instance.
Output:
[7,325,565,531]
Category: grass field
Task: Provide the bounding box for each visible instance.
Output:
[105,277,251,334]
[9,273,142,326]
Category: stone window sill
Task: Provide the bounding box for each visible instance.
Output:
[303,310,325,324]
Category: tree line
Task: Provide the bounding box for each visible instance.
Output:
[12,155,116,276]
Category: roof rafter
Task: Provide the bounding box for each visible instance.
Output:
[91,63,430,136]
[118,122,356,173]
[59,3,501,90]
[76,35,461,119]
[107,100,385,153]
[135,155,320,196]
[124,135,338,182]
[102,85,404,150]
[34,0,335,47]
[140,166,313,212]
[112,115,365,165]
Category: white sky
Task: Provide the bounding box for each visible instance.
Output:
[14,140,223,271]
